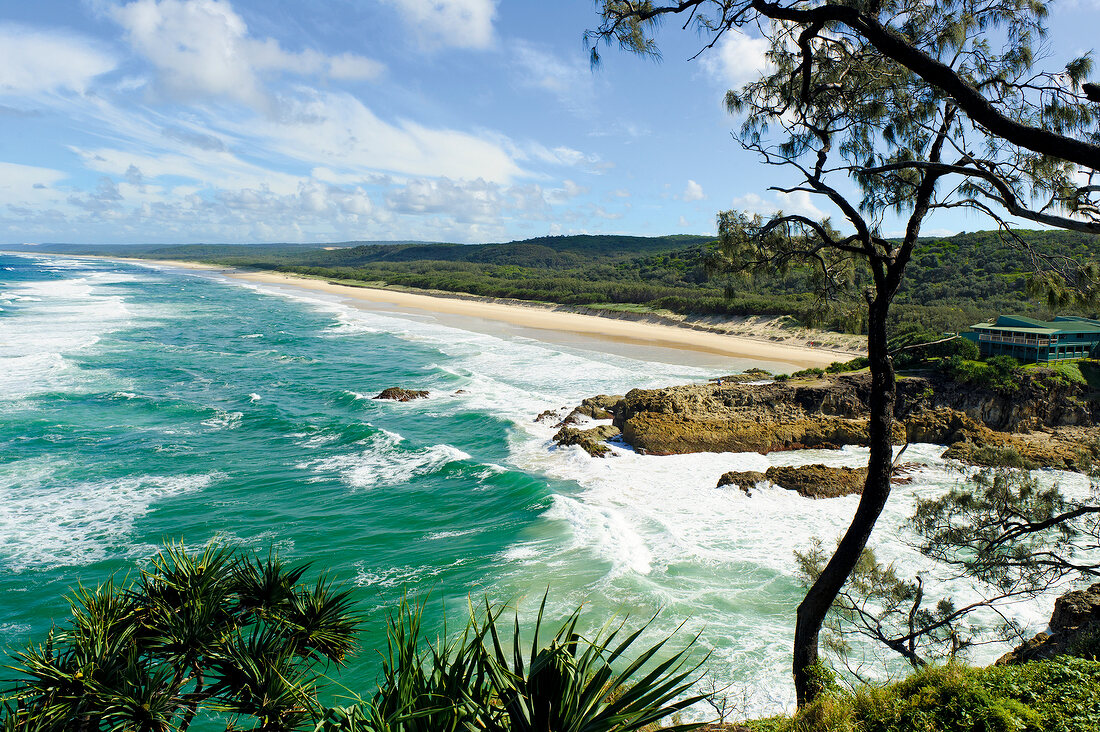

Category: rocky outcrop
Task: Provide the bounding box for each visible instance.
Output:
[717,465,868,498]
[374,387,429,401]
[621,411,899,455]
[923,371,1094,432]
[544,370,1100,468]
[553,424,622,457]
[765,464,868,498]
[907,407,1092,470]
[557,395,623,426]
[716,471,766,491]
[997,583,1100,665]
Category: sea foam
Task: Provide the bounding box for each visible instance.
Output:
[0,461,218,573]
[296,429,471,490]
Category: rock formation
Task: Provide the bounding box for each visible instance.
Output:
[547,372,1098,469]
[373,387,430,401]
[717,465,868,498]
[997,583,1100,664]
[552,424,622,457]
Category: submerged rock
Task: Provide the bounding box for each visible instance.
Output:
[373,387,430,402]
[535,408,564,423]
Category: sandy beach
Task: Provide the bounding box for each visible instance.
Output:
[103,257,863,370]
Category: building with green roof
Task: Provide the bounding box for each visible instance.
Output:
[971,315,1100,362]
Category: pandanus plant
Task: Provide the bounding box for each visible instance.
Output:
[1,542,361,732]
[317,594,707,732]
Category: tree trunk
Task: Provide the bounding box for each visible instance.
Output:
[792,296,896,706]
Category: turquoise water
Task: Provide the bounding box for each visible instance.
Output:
[0,253,1071,715]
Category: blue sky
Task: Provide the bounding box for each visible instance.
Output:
[0,0,1097,245]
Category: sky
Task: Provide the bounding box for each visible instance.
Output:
[0,0,1097,245]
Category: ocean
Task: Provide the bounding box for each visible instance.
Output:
[0,252,1080,716]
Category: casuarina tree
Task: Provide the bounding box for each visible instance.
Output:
[589,0,1099,705]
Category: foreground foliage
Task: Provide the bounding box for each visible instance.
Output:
[800,466,1100,676]
[0,543,361,731]
[743,657,1100,732]
[1,546,707,732]
[316,595,706,732]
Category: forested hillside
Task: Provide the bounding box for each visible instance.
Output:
[23,230,1100,334]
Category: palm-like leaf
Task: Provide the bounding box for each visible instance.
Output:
[234,552,310,618]
[481,594,708,732]
[207,628,318,731]
[369,596,498,732]
[3,542,361,732]
[276,578,361,665]
[337,594,709,732]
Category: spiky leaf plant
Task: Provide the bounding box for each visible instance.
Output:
[318,594,707,732]
[1,541,361,732]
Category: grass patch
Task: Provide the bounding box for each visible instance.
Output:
[1022,361,1088,386]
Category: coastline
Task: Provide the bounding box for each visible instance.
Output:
[53,255,863,370]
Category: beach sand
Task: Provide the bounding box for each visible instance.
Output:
[113,258,864,371]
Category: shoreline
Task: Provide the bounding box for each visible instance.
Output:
[33,254,864,370]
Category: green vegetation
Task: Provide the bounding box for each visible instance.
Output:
[56,228,1100,336]
[0,542,361,732]
[743,658,1100,732]
[6,543,1100,732]
[940,356,1024,393]
[318,595,703,732]
[1,545,703,732]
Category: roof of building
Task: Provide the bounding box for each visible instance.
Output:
[971,315,1100,335]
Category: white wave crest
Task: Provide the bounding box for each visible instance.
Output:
[297,430,470,490]
[0,463,219,572]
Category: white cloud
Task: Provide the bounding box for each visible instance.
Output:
[161,125,228,152]
[111,0,383,108]
[682,180,705,202]
[72,144,302,194]
[523,143,605,172]
[701,30,770,87]
[732,190,825,220]
[386,178,501,222]
[0,25,116,95]
[546,179,588,204]
[243,90,525,184]
[0,162,68,205]
[383,0,497,50]
[327,53,386,81]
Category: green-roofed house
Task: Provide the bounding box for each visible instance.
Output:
[971,315,1100,362]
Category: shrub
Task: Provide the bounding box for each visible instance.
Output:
[941,355,1022,392]
[745,657,1100,732]
[826,357,870,373]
